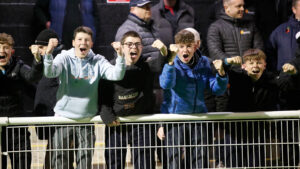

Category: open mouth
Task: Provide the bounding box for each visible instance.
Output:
[0,55,5,59]
[80,48,87,52]
[183,54,189,58]
[252,70,260,74]
[130,52,138,58]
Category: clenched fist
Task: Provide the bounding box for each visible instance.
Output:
[152,39,168,56]
[111,42,123,57]
[30,45,41,62]
[168,44,179,65]
[213,59,225,76]
[226,56,242,65]
[282,63,297,75]
[46,38,59,55]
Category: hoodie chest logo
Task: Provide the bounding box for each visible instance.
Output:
[240,30,251,35]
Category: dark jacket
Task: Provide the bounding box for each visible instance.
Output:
[115,14,166,87]
[224,64,279,112]
[207,10,263,60]
[100,57,154,125]
[0,57,43,116]
[278,52,300,110]
[266,15,300,72]
[151,0,194,47]
[159,53,228,114]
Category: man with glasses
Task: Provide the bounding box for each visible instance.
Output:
[100,31,166,169]
[115,0,168,113]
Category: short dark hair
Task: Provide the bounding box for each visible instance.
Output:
[0,33,14,46]
[121,31,142,44]
[242,49,266,63]
[175,30,195,44]
[73,26,93,40]
[293,0,300,7]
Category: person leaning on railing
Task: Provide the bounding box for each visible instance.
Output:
[43,26,126,169]
[0,32,44,169]
[157,29,228,169]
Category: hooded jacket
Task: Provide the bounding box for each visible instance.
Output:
[151,0,194,47]
[43,48,125,119]
[266,15,300,72]
[100,57,154,124]
[159,53,228,114]
[207,10,263,60]
[0,57,43,116]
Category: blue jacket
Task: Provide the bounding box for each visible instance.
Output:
[159,54,228,114]
[267,15,300,72]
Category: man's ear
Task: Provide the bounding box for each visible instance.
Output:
[72,40,75,47]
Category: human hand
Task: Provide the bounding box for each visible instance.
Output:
[282,63,297,75]
[107,119,120,127]
[111,42,123,57]
[157,127,165,140]
[152,39,168,56]
[226,56,242,65]
[168,44,178,65]
[30,45,41,62]
[213,59,225,76]
[46,38,59,55]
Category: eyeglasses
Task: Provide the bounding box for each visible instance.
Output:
[123,42,142,48]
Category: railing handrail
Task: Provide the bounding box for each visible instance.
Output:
[2,110,300,126]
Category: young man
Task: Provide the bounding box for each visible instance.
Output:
[220,49,299,167]
[43,26,126,169]
[100,31,166,169]
[158,29,228,169]
[0,32,43,168]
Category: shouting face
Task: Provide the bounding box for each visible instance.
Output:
[177,43,196,64]
[72,32,93,59]
[242,58,266,81]
[122,36,143,65]
[0,43,13,67]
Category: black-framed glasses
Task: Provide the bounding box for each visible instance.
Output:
[123,42,142,48]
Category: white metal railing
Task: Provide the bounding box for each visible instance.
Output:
[0,111,300,169]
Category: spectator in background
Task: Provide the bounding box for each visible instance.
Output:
[101,31,166,169]
[151,0,194,47]
[115,0,168,113]
[157,29,228,169]
[43,26,126,169]
[266,0,300,73]
[0,32,43,169]
[207,0,263,112]
[33,0,98,49]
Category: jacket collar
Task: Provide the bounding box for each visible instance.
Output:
[288,15,300,28]
[128,13,153,27]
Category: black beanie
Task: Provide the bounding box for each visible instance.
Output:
[35,29,59,46]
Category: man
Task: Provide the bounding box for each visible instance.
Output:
[158,29,228,168]
[115,0,168,112]
[101,31,166,169]
[266,0,300,74]
[151,0,194,47]
[0,32,43,168]
[207,0,263,112]
[43,26,126,169]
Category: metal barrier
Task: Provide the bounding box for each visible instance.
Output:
[0,111,300,169]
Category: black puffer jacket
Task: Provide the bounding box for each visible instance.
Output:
[207,10,263,60]
[0,57,43,116]
[100,57,154,125]
[151,0,194,47]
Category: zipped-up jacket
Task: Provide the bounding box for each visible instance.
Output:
[159,53,228,114]
[207,10,263,60]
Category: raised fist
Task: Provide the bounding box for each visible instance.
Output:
[152,39,167,56]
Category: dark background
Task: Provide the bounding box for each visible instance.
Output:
[0,0,214,63]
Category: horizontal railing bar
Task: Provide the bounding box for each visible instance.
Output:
[4,110,300,125]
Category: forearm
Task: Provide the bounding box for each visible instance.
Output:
[103,55,126,81]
